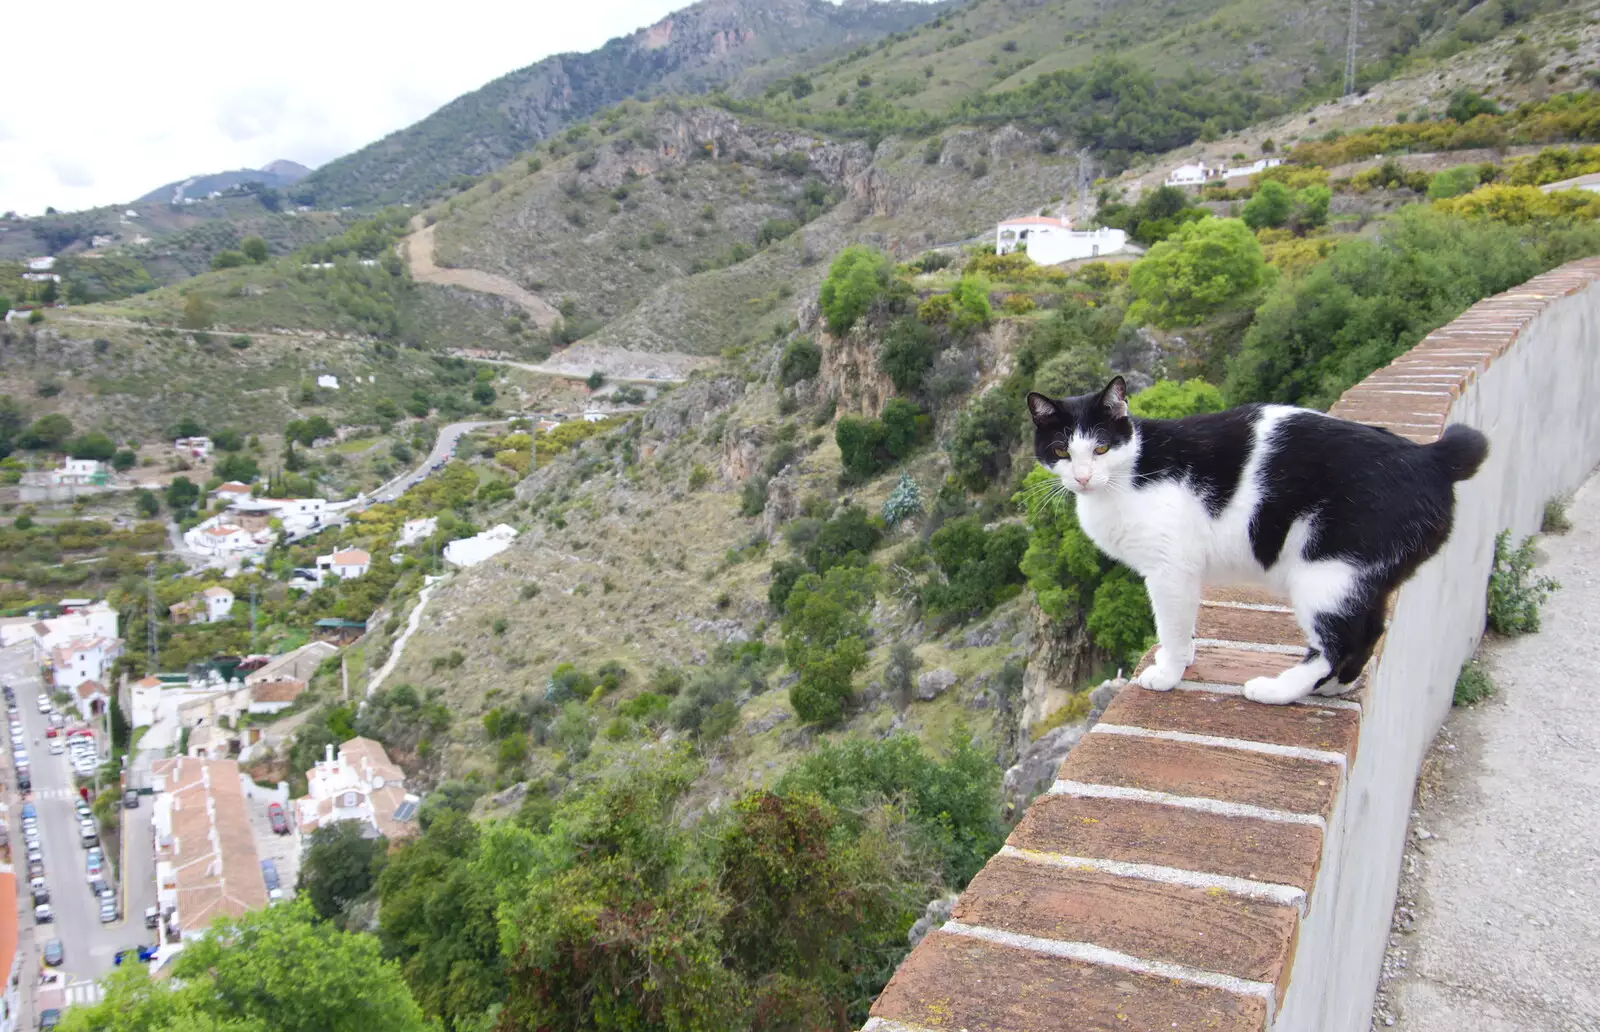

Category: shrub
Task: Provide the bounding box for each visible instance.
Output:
[688,464,712,490]
[878,317,938,393]
[835,399,925,479]
[1126,218,1268,328]
[779,338,822,386]
[916,293,955,325]
[1428,165,1485,200]
[819,246,891,335]
[880,473,923,527]
[1242,180,1293,230]
[922,516,1029,620]
[784,565,877,725]
[1453,659,1494,706]
[739,475,770,517]
[1542,497,1571,533]
[948,276,992,333]
[1486,530,1559,635]
[1128,379,1225,419]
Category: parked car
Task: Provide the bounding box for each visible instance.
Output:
[99,899,117,923]
[37,693,50,712]
[27,859,44,880]
[19,803,33,821]
[267,802,289,835]
[43,939,63,966]
[74,800,91,821]
[44,726,56,738]
[48,740,62,755]
[85,852,103,879]
[144,905,160,930]
[17,770,30,791]
[113,944,157,965]
[34,903,52,923]
[124,789,140,808]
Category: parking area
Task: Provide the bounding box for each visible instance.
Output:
[244,786,299,900]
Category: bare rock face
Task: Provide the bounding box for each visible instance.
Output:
[762,472,799,542]
[907,893,960,949]
[641,375,745,444]
[1020,603,1101,742]
[916,668,959,701]
[720,423,767,482]
[819,325,894,418]
[1003,722,1084,814]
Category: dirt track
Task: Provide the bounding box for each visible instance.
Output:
[403,216,560,327]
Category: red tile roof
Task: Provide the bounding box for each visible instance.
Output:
[999,215,1068,227]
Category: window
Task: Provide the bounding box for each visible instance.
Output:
[343,791,358,808]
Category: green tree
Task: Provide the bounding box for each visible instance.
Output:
[922,516,1030,620]
[1446,90,1500,123]
[1128,379,1225,419]
[112,448,138,471]
[166,476,200,511]
[212,250,248,270]
[819,245,891,335]
[1126,218,1269,328]
[585,370,604,390]
[878,317,937,393]
[1292,184,1332,231]
[1242,179,1293,230]
[215,453,260,483]
[19,412,74,450]
[172,417,205,439]
[779,337,822,386]
[1428,165,1483,200]
[378,811,510,1030]
[180,293,216,330]
[0,394,24,456]
[947,275,992,333]
[784,564,877,725]
[67,431,116,461]
[60,901,430,1032]
[241,236,270,263]
[946,388,1023,492]
[299,820,389,923]
[135,488,161,518]
[1033,347,1110,398]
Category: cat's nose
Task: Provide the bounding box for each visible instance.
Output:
[1075,473,1091,486]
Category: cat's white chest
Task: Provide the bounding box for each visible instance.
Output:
[1074,482,1208,574]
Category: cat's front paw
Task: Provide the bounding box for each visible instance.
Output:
[1136,663,1183,692]
[1243,674,1304,706]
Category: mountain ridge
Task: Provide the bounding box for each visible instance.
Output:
[293,0,950,208]
[136,160,311,204]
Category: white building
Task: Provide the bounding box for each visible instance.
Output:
[49,636,120,693]
[996,216,1128,265]
[185,523,259,557]
[201,586,234,623]
[296,738,418,841]
[397,517,437,548]
[316,549,370,580]
[174,436,213,460]
[49,458,106,486]
[1164,162,1215,186]
[316,375,340,390]
[74,679,110,721]
[150,757,272,951]
[211,481,253,503]
[443,524,518,568]
[25,256,55,272]
[1223,157,1284,179]
[582,407,607,423]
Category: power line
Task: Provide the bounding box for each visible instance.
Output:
[1343,0,1360,96]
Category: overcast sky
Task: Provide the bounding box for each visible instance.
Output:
[0,0,703,216]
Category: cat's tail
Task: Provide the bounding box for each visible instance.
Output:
[1428,424,1490,482]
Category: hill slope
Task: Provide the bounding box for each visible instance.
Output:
[294,0,948,208]
[137,161,311,204]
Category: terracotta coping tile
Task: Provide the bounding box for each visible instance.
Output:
[1059,732,1340,819]
[869,929,1269,1032]
[1097,687,1361,762]
[1195,604,1304,647]
[1008,793,1323,891]
[1184,644,1298,685]
[955,854,1300,995]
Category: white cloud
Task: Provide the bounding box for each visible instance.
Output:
[0,0,700,215]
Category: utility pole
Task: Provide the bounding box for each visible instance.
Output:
[1343,0,1359,96]
[145,561,158,675]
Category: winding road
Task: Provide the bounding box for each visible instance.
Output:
[403,217,559,327]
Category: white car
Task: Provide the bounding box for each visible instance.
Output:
[98,900,116,923]
[48,740,62,755]
[36,694,50,713]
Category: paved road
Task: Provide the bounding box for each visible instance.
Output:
[1382,469,1600,1030]
[366,420,499,505]
[3,647,153,1017]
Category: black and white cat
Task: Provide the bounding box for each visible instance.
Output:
[1028,377,1489,705]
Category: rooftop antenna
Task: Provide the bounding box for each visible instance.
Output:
[1343,0,1359,96]
[145,560,158,675]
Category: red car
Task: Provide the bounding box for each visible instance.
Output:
[267,803,289,835]
[44,727,57,738]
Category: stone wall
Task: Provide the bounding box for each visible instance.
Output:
[858,256,1600,1032]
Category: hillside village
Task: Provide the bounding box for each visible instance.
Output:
[0,0,1599,1028]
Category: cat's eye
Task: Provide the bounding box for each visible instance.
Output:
[1093,444,1110,455]
[1051,445,1068,458]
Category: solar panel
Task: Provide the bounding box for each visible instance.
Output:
[392,800,418,822]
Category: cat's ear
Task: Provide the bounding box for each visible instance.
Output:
[1026,392,1060,425]
[1098,377,1128,419]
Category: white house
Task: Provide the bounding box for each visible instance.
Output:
[316,374,340,390]
[74,679,110,721]
[201,586,234,623]
[49,636,120,693]
[296,738,419,840]
[90,234,114,249]
[25,256,55,272]
[582,407,607,423]
[186,523,257,556]
[443,524,518,568]
[996,216,1128,265]
[316,548,370,580]
[150,758,270,951]
[248,678,307,716]
[174,436,213,460]
[211,481,253,503]
[398,518,437,548]
[49,458,107,486]
[1164,162,1217,187]
[1223,157,1284,179]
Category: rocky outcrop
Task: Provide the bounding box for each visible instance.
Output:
[915,668,959,701]
[1002,722,1084,814]
[1020,602,1102,734]
[641,375,745,444]
[819,324,894,418]
[762,472,799,541]
[720,423,767,482]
